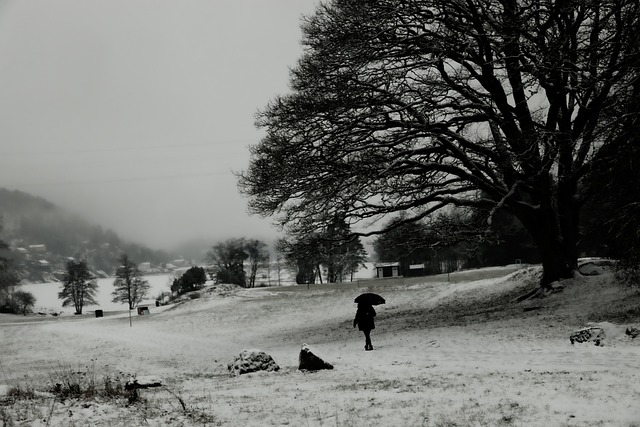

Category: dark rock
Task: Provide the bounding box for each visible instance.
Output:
[298,343,334,371]
[626,327,640,339]
[571,322,629,346]
[570,327,605,346]
[125,376,163,390]
[228,349,280,376]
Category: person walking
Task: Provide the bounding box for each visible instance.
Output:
[353,302,376,351]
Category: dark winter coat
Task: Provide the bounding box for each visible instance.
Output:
[353,304,376,331]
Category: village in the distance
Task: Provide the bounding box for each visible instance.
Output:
[0,188,197,284]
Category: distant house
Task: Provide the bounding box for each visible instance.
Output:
[374,262,400,278]
[172,259,190,268]
[28,244,47,253]
[138,262,151,273]
[13,247,30,260]
[37,259,52,271]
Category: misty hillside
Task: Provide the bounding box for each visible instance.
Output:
[0,188,174,282]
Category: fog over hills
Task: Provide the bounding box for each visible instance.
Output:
[0,188,179,281]
[0,1,318,251]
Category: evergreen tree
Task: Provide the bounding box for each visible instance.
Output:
[171,266,207,295]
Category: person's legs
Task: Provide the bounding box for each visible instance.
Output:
[363,330,372,350]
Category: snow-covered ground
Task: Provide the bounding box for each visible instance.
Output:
[1,264,640,426]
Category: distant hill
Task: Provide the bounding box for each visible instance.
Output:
[0,188,56,216]
[0,188,175,282]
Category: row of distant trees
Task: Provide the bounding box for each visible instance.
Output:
[276,218,367,285]
[58,254,151,315]
[206,219,368,287]
[212,153,640,284]
[208,207,547,286]
[373,207,539,276]
[373,140,640,278]
[227,139,640,285]
[0,243,152,316]
[206,238,266,287]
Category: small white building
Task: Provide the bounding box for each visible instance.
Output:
[172,259,190,268]
[28,244,47,253]
[37,259,52,271]
[374,262,400,278]
[138,262,152,273]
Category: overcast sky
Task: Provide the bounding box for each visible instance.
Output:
[0,0,319,251]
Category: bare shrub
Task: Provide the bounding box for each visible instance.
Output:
[616,255,640,288]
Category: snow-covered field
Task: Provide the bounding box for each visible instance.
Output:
[2,265,640,426]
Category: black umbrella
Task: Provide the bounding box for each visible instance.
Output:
[354,293,385,305]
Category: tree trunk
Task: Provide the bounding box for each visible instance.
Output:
[537,235,575,288]
[516,178,579,289]
[523,206,577,289]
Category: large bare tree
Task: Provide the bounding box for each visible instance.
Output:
[207,238,248,287]
[239,0,640,288]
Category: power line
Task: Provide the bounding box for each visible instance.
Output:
[8,171,238,188]
[0,139,259,157]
